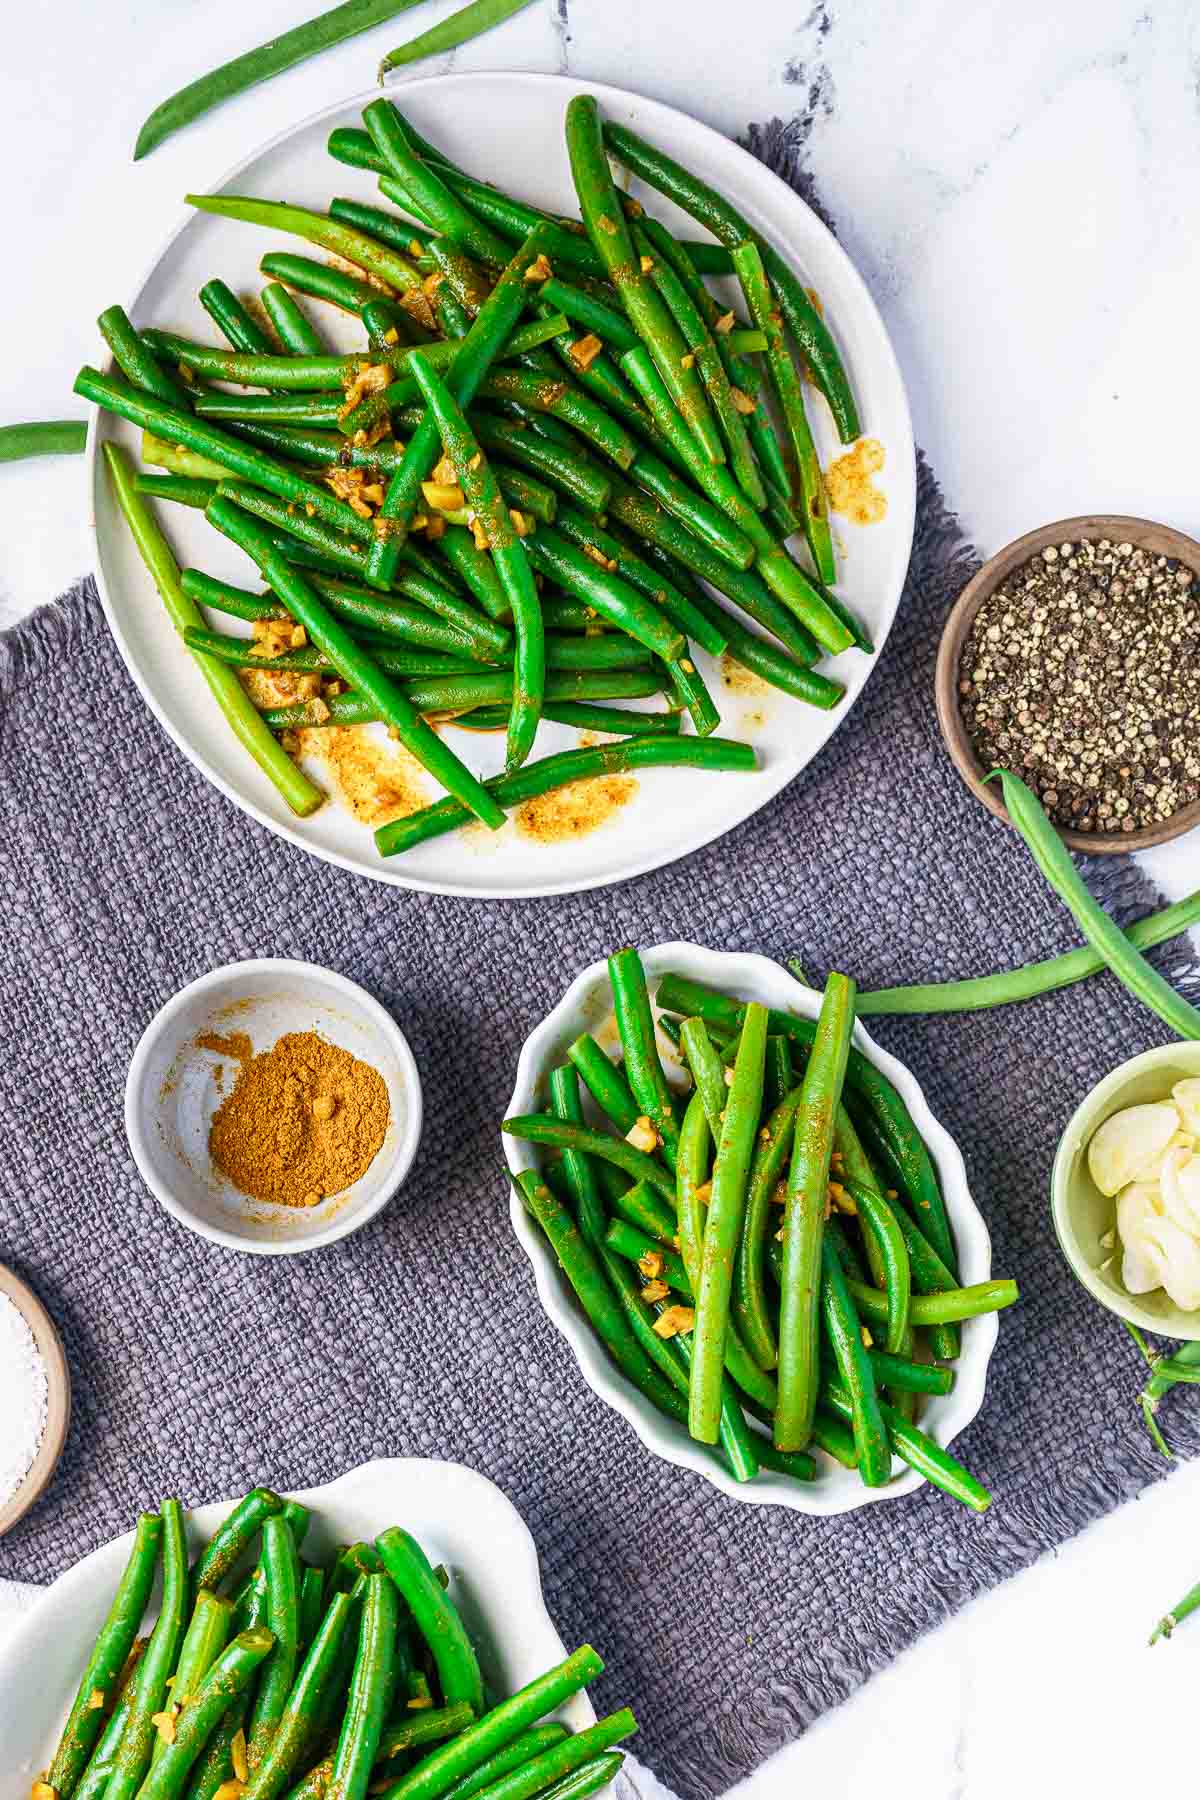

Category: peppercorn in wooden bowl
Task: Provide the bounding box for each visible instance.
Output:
[936,515,1200,854]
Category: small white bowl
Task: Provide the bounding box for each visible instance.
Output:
[504,942,998,1516]
[0,1458,603,1800]
[125,959,422,1254]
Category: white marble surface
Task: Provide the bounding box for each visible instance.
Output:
[3,2,1200,1795]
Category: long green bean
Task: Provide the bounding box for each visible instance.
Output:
[375,1530,484,1716]
[378,0,536,74]
[776,974,855,1450]
[0,420,87,461]
[206,495,506,828]
[690,1003,768,1443]
[990,768,1200,1040]
[100,445,323,816]
[608,947,681,1165]
[186,194,428,305]
[820,1234,891,1485]
[46,1515,162,1800]
[105,1499,188,1800]
[131,1629,276,1800]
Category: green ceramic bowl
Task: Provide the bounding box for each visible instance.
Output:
[1052,1042,1200,1340]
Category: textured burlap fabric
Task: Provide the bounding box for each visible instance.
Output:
[2,122,1198,1800]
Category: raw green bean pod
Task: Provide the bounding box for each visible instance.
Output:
[0,419,87,461]
[690,1003,768,1442]
[776,974,855,1450]
[376,732,753,856]
[105,1500,188,1800]
[378,0,537,74]
[375,1530,483,1717]
[990,768,1200,1040]
[46,1515,162,1800]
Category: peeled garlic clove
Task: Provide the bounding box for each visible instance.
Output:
[1155,1220,1200,1311]
[1136,1130,1197,1188]
[1173,1079,1200,1135]
[1118,1182,1168,1293]
[1161,1147,1200,1235]
[1089,1103,1180,1196]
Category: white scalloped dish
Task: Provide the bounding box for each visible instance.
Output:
[503,943,998,1516]
[0,1459,600,1798]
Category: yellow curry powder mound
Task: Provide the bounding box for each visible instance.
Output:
[207,1030,389,1208]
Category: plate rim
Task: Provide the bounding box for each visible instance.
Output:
[85,69,916,901]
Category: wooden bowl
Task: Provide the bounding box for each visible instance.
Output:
[935,513,1200,854]
[0,1266,71,1539]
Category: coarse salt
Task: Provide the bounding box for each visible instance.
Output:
[0,1293,49,1508]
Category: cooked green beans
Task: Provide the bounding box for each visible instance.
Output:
[104,1498,188,1800]
[206,495,506,830]
[824,1378,991,1511]
[408,353,543,771]
[376,1643,604,1800]
[525,530,684,662]
[691,1003,768,1443]
[991,768,1200,1039]
[845,1276,1019,1327]
[99,306,192,409]
[376,734,755,856]
[46,1513,163,1799]
[820,1235,891,1485]
[151,1593,232,1768]
[72,1645,147,1800]
[130,1629,276,1800]
[186,194,427,303]
[733,1086,802,1372]
[456,1710,636,1800]
[608,947,681,1165]
[328,1574,398,1800]
[838,1170,911,1358]
[375,1529,484,1716]
[566,96,722,465]
[378,0,536,75]
[440,1728,568,1800]
[240,1593,358,1800]
[0,420,87,461]
[246,1514,301,1766]
[507,1118,673,1198]
[602,119,861,443]
[776,974,855,1450]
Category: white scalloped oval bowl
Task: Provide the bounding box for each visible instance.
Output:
[0,1459,599,1798]
[504,944,997,1516]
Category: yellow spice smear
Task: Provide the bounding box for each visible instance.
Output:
[719,655,769,697]
[824,438,888,526]
[515,773,638,843]
[297,725,429,827]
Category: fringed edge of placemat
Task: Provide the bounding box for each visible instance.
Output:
[0,577,100,710]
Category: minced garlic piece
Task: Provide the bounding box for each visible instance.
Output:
[680,353,695,370]
[695,1181,712,1206]
[422,481,465,512]
[568,333,603,371]
[86,1689,106,1711]
[638,1249,664,1279]
[471,517,490,552]
[424,514,446,541]
[860,1325,873,1348]
[652,1305,695,1339]
[212,1782,245,1800]
[714,311,735,335]
[510,509,533,538]
[640,1279,670,1304]
[151,1710,177,1746]
[289,625,307,649]
[639,254,654,273]
[231,1728,249,1783]
[729,387,755,415]
[524,253,553,283]
[625,1115,657,1153]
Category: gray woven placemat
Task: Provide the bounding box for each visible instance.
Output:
[2,121,1199,1800]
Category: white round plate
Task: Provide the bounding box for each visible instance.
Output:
[0,1458,600,1798]
[88,72,915,899]
[503,944,998,1516]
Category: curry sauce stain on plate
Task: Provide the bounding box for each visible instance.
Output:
[298,724,429,827]
[515,772,638,844]
[825,438,887,526]
[720,655,770,697]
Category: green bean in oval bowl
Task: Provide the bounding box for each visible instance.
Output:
[503,942,1002,1517]
[0,1459,615,1800]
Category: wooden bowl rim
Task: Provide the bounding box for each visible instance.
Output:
[0,1266,71,1539]
[935,513,1200,854]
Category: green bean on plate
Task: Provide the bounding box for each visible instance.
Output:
[80,86,886,882]
[503,944,1018,1512]
[32,1483,634,1800]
